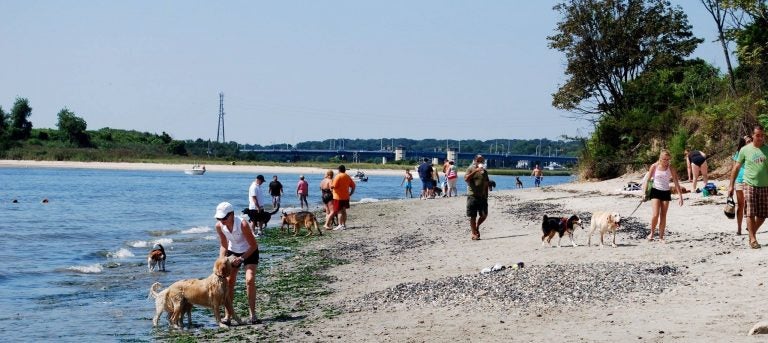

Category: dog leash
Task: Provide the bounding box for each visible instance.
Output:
[626,199,644,219]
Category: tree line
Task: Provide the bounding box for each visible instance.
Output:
[549,0,768,178]
[0,97,579,164]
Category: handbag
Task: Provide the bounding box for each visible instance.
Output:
[645,179,654,199]
[724,196,736,219]
[644,165,655,200]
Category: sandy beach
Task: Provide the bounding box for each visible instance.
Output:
[203,172,767,342]
[7,160,762,341]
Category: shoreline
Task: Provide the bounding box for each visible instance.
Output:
[0,159,405,176]
[208,172,768,341]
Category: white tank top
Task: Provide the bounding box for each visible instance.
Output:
[652,167,672,191]
[219,216,251,253]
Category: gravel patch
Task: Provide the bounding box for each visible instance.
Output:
[342,262,683,313]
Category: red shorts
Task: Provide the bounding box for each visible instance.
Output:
[333,199,350,212]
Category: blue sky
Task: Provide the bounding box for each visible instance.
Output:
[1,1,728,145]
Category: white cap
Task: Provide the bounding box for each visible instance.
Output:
[215,202,233,219]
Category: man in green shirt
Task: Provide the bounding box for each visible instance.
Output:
[465,154,490,240]
[729,125,768,249]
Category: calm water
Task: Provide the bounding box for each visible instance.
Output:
[0,167,571,342]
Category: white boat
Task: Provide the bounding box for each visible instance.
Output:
[353,170,368,182]
[184,165,206,175]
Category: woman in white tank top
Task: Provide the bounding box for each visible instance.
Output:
[214,202,261,324]
[643,150,684,243]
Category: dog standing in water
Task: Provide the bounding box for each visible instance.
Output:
[148,243,166,272]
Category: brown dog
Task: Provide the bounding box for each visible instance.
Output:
[148,243,166,272]
[280,211,322,236]
[163,257,243,328]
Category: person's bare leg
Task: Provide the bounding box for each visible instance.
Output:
[223,265,239,322]
[339,208,347,226]
[692,165,701,191]
[245,265,258,323]
[658,201,670,242]
[737,190,745,235]
[649,199,660,240]
[701,162,709,188]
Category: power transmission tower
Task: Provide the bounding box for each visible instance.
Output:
[216,92,225,143]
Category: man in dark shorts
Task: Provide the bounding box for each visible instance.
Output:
[417,158,434,199]
[465,155,490,240]
[729,125,768,249]
[268,175,283,208]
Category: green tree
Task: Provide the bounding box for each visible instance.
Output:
[56,108,91,147]
[0,106,8,149]
[9,97,33,141]
[548,0,702,121]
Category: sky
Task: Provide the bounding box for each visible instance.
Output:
[1,1,729,146]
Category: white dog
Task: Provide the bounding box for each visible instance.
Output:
[588,211,622,247]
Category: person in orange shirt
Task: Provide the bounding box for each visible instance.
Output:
[326,165,356,231]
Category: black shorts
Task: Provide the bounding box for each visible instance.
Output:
[649,188,672,201]
[226,249,259,266]
[466,196,488,217]
[690,151,706,166]
[322,190,333,204]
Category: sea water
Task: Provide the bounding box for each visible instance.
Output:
[0,167,571,342]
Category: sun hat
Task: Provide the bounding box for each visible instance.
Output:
[724,197,735,219]
[215,201,234,219]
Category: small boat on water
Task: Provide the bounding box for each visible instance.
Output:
[353,170,368,182]
[184,164,206,175]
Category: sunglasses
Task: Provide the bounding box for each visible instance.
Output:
[217,212,232,221]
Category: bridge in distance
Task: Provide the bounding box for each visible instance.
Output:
[240,148,578,169]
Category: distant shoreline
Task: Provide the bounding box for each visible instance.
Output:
[0,159,406,176]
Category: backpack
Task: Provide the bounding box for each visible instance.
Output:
[704,182,718,195]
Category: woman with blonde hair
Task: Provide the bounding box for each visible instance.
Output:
[643,150,684,243]
[320,169,336,229]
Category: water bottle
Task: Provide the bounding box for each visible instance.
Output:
[703,188,709,197]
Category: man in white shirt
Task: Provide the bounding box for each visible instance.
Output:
[247,175,266,235]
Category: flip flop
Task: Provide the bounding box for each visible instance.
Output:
[751,241,761,249]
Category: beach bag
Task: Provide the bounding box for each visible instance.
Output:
[704,182,718,196]
[724,196,735,219]
[642,164,658,200]
[447,168,457,180]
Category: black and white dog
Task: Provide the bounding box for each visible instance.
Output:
[541,214,582,247]
[243,205,281,235]
[148,243,166,272]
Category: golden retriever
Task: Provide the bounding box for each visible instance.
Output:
[149,282,192,328]
[280,211,322,236]
[163,257,242,328]
[587,211,622,247]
